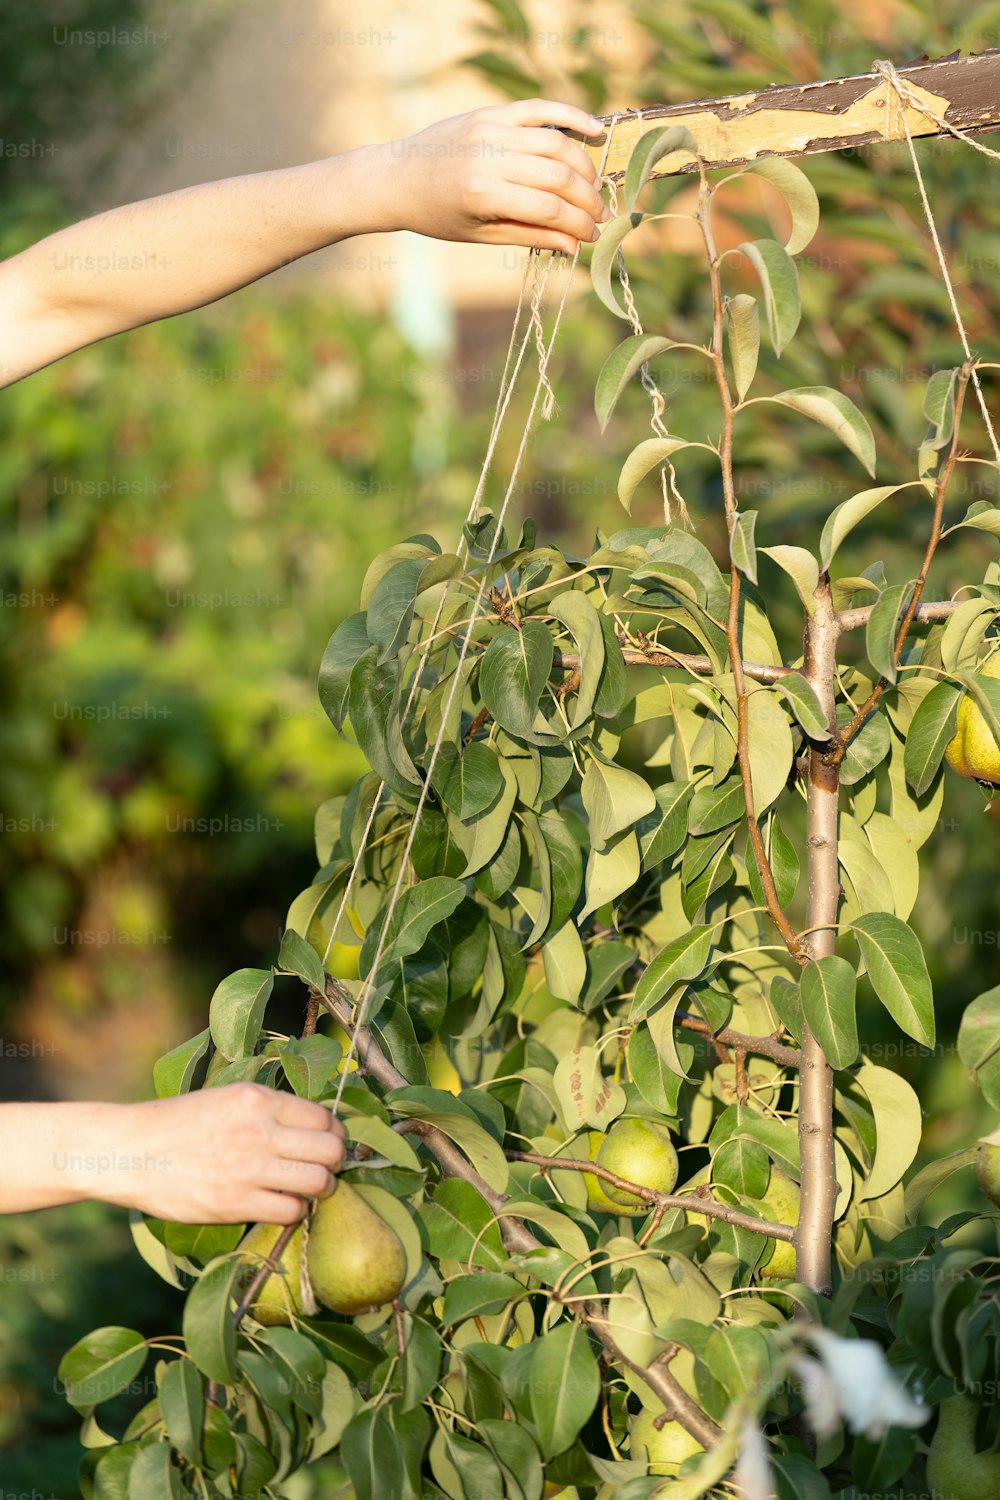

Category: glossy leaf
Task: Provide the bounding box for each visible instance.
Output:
[903,680,961,795]
[595,334,679,432]
[764,386,875,476]
[800,955,859,1070]
[736,238,801,355]
[478,620,554,740]
[617,435,693,513]
[851,912,935,1049]
[209,968,273,1062]
[624,123,698,210]
[527,1321,601,1461]
[725,292,759,401]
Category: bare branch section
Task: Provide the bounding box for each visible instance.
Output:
[505,1151,795,1242]
[319,977,722,1445]
[674,1012,802,1070]
[574,48,1000,178]
[834,599,959,633]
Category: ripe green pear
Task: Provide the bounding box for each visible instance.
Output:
[945,654,1000,783]
[758,1168,800,1280]
[307,1179,407,1315]
[238,1220,309,1327]
[975,1142,1000,1208]
[595,1118,679,1212]
[927,1394,1000,1500]
[582,1130,629,1213]
[630,1407,704,1475]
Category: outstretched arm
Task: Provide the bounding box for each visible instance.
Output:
[0,1083,346,1223]
[0,99,608,388]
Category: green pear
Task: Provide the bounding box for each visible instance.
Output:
[595,1118,679,1212]
[945,654,1000,783]
[307,1180,407,1315]
[630,1407,704,1475]
[927,1394,1000,1500]
[757,1168,800,1280]
[238,1220,309,1327]
[582,1130,629,1213]
[975,1142,1000,1208]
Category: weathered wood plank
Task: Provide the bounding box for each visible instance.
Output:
[572,48,1000,178]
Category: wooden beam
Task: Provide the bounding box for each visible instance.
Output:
[573,48,1000,178]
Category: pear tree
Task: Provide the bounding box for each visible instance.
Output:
[59,127,1000,1500]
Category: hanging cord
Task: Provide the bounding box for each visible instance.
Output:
[601,108,690,526]
[321,251,544,975]
[871,57,1000,462]
[327,125,622,1110]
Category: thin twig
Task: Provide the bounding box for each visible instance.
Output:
[504,1151,794,1241]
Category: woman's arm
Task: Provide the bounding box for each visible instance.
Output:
[0,98,608,388]
[0,1083,346,1223]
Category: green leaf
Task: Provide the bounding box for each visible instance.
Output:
[341,1409,403,1500]
[631,926,714,1020]
[758,544,819,616]
[851,912,935,1049]
[624,123,698,210]
[553,1042,627,1130]
[431,740,505,819]
[866,582,914,684]
[349,648,423,797]
[366,557,425,662]
[318,611,369,732]
[769,974,803,1041]
[771,673,831,740]
[181,1257,242,1385]
[479,1418,545,1500]
[209,969,273,1062]
[854,1059,923,1202]
[153,1028,210,1098]
[528,1321,601,1461]
[957,984,1000,1110]
[725,293,759,401]
[59,1327,148,1411]
[617,436,693,514]
[903,680,961,795]
[923,366,960,449]
[390,1088,508,1189]
[687,776,745,837]
[590,211,645,320]
[579,827,640,922]
[743,155,820,254]
[595,334,680,432]
[158,1359,204,1466]
[764,386,875,475]
[279,1033,343,1100]
[800,956,859,1070]
[730,510,758,582]
[277,929,325,992]
[370,876,467,973]
[581,749,657,850]
[442,1273,525,1326]
[478,621,554,740]
[954,500,1000,536]
[127,1443,183,1499]
[548,590,606,728]
[819,483,921,569]
[736,238,801,355]
[419,1178,507,1269]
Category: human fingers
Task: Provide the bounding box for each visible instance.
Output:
[271,1090,346,1143]
[504,123,606,187]
[492,97,606,138]
[500,149,610,227]
[275,1123,347,1175]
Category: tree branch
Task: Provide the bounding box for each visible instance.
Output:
[834,598,960,634]
[675,1012,802,1070]
[505,1151,795,1241]
[319,976,721,1444]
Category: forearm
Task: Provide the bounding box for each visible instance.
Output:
[0,144,398,383]
[0,1100,132,1212]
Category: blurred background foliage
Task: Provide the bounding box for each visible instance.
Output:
[4,0,1000,1492]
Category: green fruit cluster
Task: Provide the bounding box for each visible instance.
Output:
[239,1179,407,1326]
